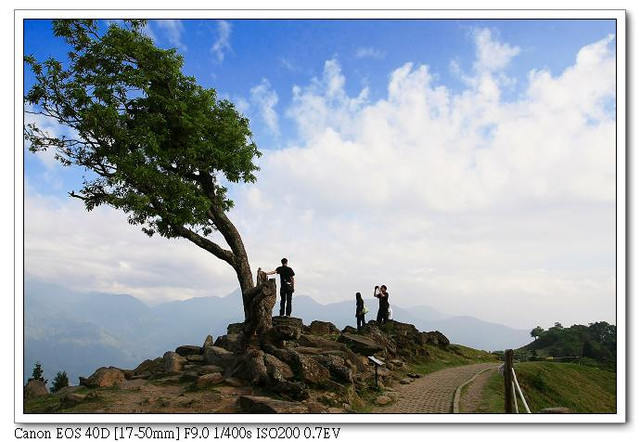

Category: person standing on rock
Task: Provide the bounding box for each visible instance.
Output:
[355,292,366,331]
[374,285,390,324]
[266,258,295,317]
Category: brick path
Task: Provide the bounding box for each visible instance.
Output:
[377,362,500,413]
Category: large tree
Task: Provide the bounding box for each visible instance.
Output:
[25,20,261,316]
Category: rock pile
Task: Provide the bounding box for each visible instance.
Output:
[29,318,451,413]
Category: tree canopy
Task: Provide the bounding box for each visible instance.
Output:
[25,20,261,297]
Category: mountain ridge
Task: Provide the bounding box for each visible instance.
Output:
[23,279,533,384]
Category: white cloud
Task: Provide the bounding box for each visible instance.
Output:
[24,28,617,330]
[355,47,386,59]
[231,30,616,328]
[155,20,187,51]
[24,187,241,305]
[472,27,521,74]
[250,79,280,136]
[287,59,369,140]
[211,20,232,62]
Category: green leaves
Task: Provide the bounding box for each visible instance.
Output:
[25,19,261,240]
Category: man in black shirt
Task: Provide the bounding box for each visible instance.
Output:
[266,258,296,317]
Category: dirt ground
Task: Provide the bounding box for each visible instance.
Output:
[458,367,497,413]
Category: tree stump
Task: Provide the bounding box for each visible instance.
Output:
[242,268,277,340]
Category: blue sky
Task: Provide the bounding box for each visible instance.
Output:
[23,18,618,329]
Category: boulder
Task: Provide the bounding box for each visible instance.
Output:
[199,365,225,375]
[296,353,331,386]
[375,395,392,406]
[186,354,206,363]
[175,345,202,357]
[61,393,86,406]
[81,367,125,388]
[236,395,308,413]
[203,346,235,368]
[52,385,82,397]
[231,348,270,385]
[270,316,303,341]
[203,335,214,348]
[264,353,295,380]
[227,323,245,334]
[24,380,49,400]
[292,346,325,355]
[297,334,347,351]
[423,331,450,347]
[338,333,384,356]
[196,372,224,388]
[214,334,244,353]
[163,352,186,373]
[314,354,354,384]
[308,320,340,336]
[133,358,165,377]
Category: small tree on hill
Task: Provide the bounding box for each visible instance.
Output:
[530,326,544,340]
[25,20,263,320]
[28,361,48,386]
[51,371,70,393]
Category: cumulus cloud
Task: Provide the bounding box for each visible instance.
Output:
[24,28,617,329]
[231,30,616,327]
[211,20,232,62]
[472,27,521,74]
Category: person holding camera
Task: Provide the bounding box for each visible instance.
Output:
[374,285,390,324]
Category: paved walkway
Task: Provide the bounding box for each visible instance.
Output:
[377,362,500,413]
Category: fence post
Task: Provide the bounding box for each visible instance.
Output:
[504,349,515,413]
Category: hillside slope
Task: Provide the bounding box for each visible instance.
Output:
[474,361,616,413]
[515,362,616,413]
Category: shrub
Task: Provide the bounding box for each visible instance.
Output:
[51,371,69,393]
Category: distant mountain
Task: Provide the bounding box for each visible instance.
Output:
[23,279,532,385]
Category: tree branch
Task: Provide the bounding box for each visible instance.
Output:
[172,224,235,267]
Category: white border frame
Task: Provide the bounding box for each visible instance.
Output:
[15,8,626,425]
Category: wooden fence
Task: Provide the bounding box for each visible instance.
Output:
[502,349,531,413]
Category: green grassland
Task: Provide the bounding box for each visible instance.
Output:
[475,361,616,413]
[409,344,499,375]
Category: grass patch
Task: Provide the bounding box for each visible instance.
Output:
[474,362,616,414]
[460,370,504,413]
[409,344,498,375]
[513,362,616,413]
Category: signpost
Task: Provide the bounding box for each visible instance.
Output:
[368,356,385,388]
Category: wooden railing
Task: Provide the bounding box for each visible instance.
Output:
[501,348,531,413]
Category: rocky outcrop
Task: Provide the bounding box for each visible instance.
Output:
[80,367,125,388]
[338,333,384,356]
[163,352,187,373]
[307,320,340,336]
[30,314,453,414]
[132,358,165,379]
[236,395,309,413]
[175,345,202,357]
[203,346,235,369]
[424,331,450,347]
[269,316,303,341]
[24,380,49,400]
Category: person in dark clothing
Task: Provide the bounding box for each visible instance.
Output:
[266,258,295,317]
[374,285,390,324]
[355,292,366,331]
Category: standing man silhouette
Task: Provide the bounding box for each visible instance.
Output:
[266,258,296,317]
